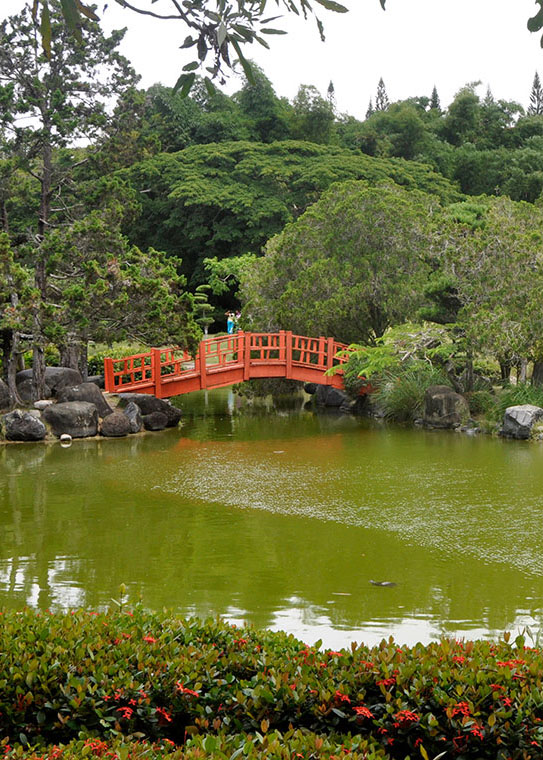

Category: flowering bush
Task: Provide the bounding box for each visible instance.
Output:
[1,609,543,759]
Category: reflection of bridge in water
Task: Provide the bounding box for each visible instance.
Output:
[104,331,355,397]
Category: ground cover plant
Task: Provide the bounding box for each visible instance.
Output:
[2,609,543,759]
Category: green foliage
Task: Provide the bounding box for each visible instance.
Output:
[466,389,496,417]
[87,342,148,376]
[204,253,258,297]
[374,363,452,421]
[240,183,444,344]
[122,141,460,285]
[490,383,543,421]
[4,609,543,759]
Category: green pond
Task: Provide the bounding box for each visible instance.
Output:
[2,388,543,648]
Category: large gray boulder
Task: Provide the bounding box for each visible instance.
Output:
[501,404,543,440]
[123,401,143,433]
[56,382,113,418]
[100,411,131,437]
[0,379,11,411]
[118,393,182,427]
[314,385,350,408]
[3,409,47,441]
[16,367,83,401]
[43,401,98,438]
[143,411,168,431]
[423,385,469,429]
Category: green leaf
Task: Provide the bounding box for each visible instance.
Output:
[40,1,52,58]
[60,0,81,31]
[231,40,255,84]
[380,0,386,7]
[173,72,196,97]
[313,0,348,12]
[182,61,199,71]
[260,28,288,34]
[204,77,216,97]
[76,0,99,22]
[528,2,543,32]
[60,0,82,42]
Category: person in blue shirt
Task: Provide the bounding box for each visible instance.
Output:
[226,312,235,334]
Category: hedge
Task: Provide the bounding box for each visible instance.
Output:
[1,608,543,759]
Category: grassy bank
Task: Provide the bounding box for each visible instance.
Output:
[1,609,542,759]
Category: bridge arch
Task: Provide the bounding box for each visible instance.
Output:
[104,331,352,398]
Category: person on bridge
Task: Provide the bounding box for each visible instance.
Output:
[226,312,235,335]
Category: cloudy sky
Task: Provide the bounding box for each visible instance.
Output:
[3,0,543,118]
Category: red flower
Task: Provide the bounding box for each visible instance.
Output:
[176,682,199,697]
[451,701,471,717]
[470,726,484,740]
[143,635,157,643]
[452,655,465,664]
[394,709,420,725]
[353,706,373,719]
[334,690,351,703]
[376,677,396,689]
[490,684,505,691]
[156,707,172,723]
[117,706,133,720]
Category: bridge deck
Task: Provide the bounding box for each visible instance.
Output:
[104,331,352,398]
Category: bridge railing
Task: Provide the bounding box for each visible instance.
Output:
[104,331,350,395]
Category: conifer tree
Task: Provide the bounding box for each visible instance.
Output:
[327,80,336,111]
[375,78,389,111]
[365,99,374,119]
[430,85,441,111]
[528,72,543,115]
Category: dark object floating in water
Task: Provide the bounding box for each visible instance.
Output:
[369,580,397,587]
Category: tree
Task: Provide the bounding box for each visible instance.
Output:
[239,181,442,344]
[122,140,460,286]
[430,86,441,112]
[327,80,336,111]
[365,99,375,119]
[289,85,335,144]
[375,78,390,112]
[528,71,543,115]
[440,196,543,380]
[235,65,291,142]
[0,1,137,398]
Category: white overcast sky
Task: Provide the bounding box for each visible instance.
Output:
[3,0,543,119]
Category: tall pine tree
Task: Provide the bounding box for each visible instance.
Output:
[528,72,543,115]
[365,98,374,119]
[375,78,389,111]
[430,85,441,111]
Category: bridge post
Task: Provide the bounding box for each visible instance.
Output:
[326,337,335,385]
[243,332,251,380]
[286,331,293,379]
[151,348,163,397]
[199,341,207,389]
[104,357,115,393]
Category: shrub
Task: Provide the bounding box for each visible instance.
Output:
[87,343,149,376]
[466,389,495,416]
[2,610,543,759]
[374,364,452,421]
[490,383,543,422]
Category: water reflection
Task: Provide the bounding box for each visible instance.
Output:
[1,389,543,647]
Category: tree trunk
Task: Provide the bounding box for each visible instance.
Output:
[532,360,543,386]
[518,358,528,385]
[78,332,88,381]
[59,336,80,371]
[6,330,23,406]
[499,359,512,384]
[32,139,52,402]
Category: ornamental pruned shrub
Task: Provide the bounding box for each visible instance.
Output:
[1,609,543,759]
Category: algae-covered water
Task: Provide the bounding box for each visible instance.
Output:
[2,389,543,648]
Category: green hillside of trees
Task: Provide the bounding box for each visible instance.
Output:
[3,0,543,401]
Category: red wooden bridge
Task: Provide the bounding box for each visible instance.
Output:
[104,331,352,398]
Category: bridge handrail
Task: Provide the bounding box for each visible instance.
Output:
[104,331,350,395]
